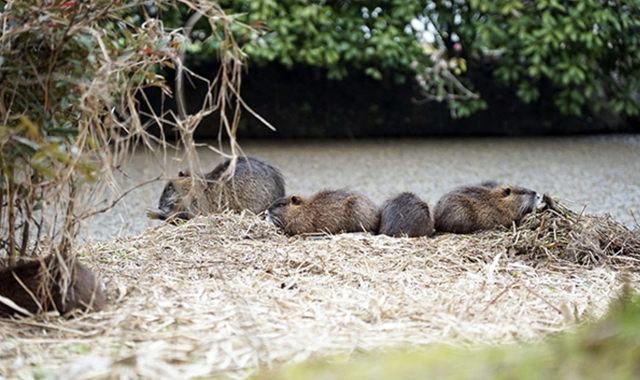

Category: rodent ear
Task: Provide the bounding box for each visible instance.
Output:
[290,196,301,206]
[502,187,511,197]
[178,170,191,178]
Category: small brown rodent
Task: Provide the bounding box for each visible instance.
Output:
[266,189,380,235]
[379,192,435,238]
[0,255,107,317]
[434,182,541,234]
[148,155,286,222]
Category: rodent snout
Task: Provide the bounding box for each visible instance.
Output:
[146,209,164,220]
[265,209,283,228]
[535,192,542,203]
[533,192,543,209]
[265,209,275,224]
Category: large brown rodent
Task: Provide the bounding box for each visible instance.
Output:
[266,189,380,235]
[434,182,541,234]
[0,255,107,317]
[379,192,435,238]
[148,155,286,222]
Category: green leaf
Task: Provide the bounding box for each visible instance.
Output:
[626,101,639,116]
[612,100,625,114]
[48,128,79,137]
[365,67,382,80]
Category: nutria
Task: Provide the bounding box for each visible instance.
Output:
[148,155,286,221]
[434,182,541,234]
[379,192,435,238]
[266,189,380,235]
[0,255,107,317]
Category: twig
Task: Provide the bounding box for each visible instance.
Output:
[481,279,562,315]
[573,205,588,227]
[520,282,563,314]
[480,279,520,314]
[78,176,163,220]
[630,207,639,229]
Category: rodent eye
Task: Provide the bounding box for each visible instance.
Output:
[502,188,511,197]
[290,196,300,206]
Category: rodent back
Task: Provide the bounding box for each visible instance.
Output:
[379,192,434,237]
[0,256,106,317]
[343,193,380,233]
[266,189,378,235]
[434,183,539,233]
[205,156,286,214]
[434,189,487,233]
[308,189,378,234]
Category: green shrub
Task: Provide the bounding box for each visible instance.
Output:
[0,0,251,264]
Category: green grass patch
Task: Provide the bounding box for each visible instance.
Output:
[254,295,640,380]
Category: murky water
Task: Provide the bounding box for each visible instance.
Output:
[81,135,640,242]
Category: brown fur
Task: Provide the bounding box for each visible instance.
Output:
[0,255,107,317]
[266,189,380,235]
[434,182,541,234]
[148,155,286,222]
[379,192,434,238]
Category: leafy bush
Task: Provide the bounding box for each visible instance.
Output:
[0,0,251,265]
[470,0,640,117]
[167,0,640,120]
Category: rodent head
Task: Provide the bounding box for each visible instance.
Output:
[266,195,304,228]
[159,173,189,211]
[148,171,198,222]
[493,185,541,219]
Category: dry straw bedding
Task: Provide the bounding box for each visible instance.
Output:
[1,197,639,379]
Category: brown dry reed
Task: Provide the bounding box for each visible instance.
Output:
[0,196,638,378]
[0,0,263,316]
[513,194,640,268]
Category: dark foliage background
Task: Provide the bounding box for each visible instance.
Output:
[145,61,639,139]
[146,0,640,138]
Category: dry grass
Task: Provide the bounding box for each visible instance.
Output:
[1,196,638,379]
